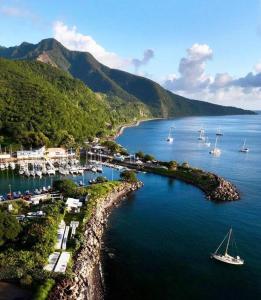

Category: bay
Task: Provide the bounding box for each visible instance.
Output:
[102,114,261,299]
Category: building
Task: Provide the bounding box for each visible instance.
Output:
[65,198,82,213]
[46,147,68,159]
[0,153,11,160]
[16,146,45,159]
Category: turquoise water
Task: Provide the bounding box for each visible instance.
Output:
[0,166,119,196]
[102,114,261,299]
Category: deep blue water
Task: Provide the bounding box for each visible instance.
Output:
[102,114,261,300]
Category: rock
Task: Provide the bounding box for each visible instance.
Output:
[49,181,142,300]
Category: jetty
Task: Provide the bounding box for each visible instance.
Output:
[83,148,239,202]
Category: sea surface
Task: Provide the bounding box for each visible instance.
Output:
[101,114,261,300]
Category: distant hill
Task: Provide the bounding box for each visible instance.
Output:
[0,58,149,148]
[0,38,255,117]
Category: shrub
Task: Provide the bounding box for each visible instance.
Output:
[20,274,33,286]
[136,151,145,159]
[120,170,138,183]
[144,154,155,162]
[0,211,21,246]
[34,278,55,300]
[53,179,77,196]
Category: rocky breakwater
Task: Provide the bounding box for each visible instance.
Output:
[207,176,240,201]
[49,181,143,300]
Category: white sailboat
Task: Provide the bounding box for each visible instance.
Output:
[198,128,205,141]
[211,228,244,266]
[166,127,174,142]
[204,137,211,147]
[216,128,223,136]
[210,136,221,156]
[240,139,249,153]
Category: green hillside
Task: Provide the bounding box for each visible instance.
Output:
[0,38,255,117]
[0,58,149,148]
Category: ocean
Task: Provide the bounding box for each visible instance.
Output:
[102,114,261,299]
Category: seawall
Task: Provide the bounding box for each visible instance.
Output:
[48,181,142,300]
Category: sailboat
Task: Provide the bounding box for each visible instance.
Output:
[204,137,211,147]
[240,139,249,153]
[210,136,221,156]
[166,127,174,142]
[211,228,244,265]
[198,128,205,141]
[216,128,223,136]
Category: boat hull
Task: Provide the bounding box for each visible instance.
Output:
[211,254,244,265]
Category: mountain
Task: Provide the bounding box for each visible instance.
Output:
[0,58,149,148]
[0,38,255,117]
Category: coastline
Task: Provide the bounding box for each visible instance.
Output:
[49,181,142,300]
[114,117,162,139]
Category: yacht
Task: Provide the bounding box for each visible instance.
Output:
[240,139,249,153]
[210,136,221,156]
[211,228,244,266]
[216,128,223,136]
[9,162,16,170]
[198,128,205,141]
[166,127,174,142]
[204,137,211,147]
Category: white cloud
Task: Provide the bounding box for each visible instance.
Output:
[53,21,155,71]
[53,21,129,69]
[164,43,213,92]
[163,43,261,109]
[254,62,261,73]
[211,73,233,89]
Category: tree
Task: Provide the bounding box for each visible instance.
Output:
[181,162,190,169]
[0,211,21,246]
[53,179,77,196]
[120,170,138,183]
[96,176,108,183]
[136,151,145,159]
[168,160,178,170]
[102,141,119,153]
[144,154,155,162]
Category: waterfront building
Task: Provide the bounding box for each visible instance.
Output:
[65,198,82,213]
[0,153,11,160]
[16,146,45,159]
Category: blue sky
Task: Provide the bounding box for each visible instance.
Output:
[1,0,261,109]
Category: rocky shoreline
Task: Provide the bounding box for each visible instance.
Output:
[48,181,142,300]
[207,176,239,201]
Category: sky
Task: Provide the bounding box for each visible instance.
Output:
[0,0,261,109]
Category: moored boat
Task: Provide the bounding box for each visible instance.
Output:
[211,228,244,266]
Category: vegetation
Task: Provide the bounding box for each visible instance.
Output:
[34,278,55,300]
[0,58,148,148]
[144,154,155,162]
[0,211,21,245]
[0,200,64,285]
[145,161,219,193]
[101,140,128,155]
[120,170,138,183]
[0,38,254,130]
[136,151,145,159]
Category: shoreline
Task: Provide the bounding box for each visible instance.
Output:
[113,117,162,139]
[49,181,142,300]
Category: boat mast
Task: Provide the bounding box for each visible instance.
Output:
[214,231,229,254]
[214,136,218,149]
[225,228,232,255]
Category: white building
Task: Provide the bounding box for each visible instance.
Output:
[46,147,69,159]
[0,153,11,160]
[65,198,82,213]
[16,146,45,159]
